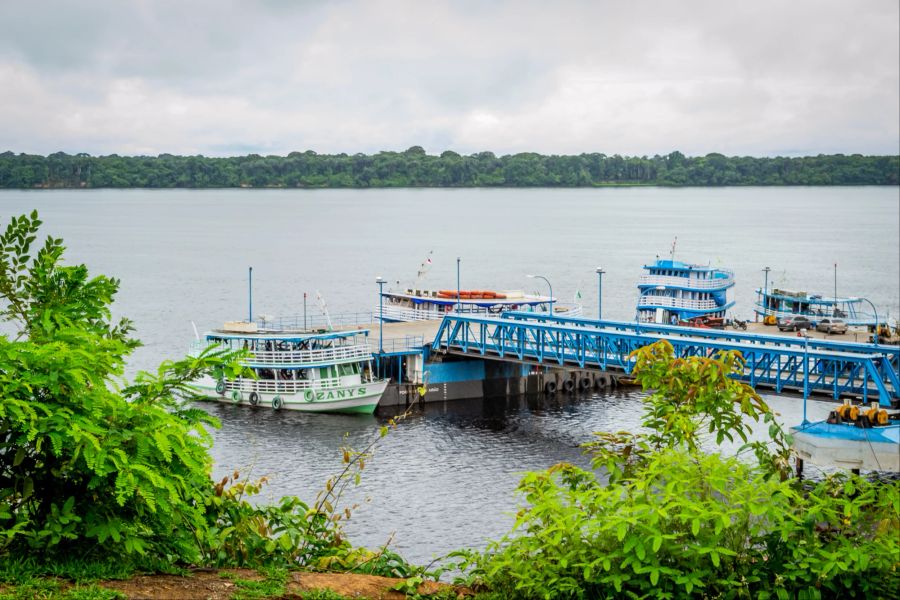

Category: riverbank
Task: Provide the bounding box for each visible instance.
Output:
[0,568,467,600]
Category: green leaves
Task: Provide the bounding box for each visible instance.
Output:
[461,340,900,598]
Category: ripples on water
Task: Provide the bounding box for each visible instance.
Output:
[206,389,836,563]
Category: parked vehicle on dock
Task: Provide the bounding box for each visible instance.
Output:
[777,315,812,331]
[190,321,387,414]
[816,317,848,334]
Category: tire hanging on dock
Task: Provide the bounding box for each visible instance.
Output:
[248,392,259,406]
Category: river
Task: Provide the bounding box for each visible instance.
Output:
[1,186,897,562]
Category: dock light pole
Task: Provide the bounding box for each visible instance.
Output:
[456,257,461,313]
[376,276,385,353]
[833,263,838,317]
[248,267,253,323]
[527,274,553,315]
[595,267,605,320]
[857,297,879,345]
[759,266,771,322]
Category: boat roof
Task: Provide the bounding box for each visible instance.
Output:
[206,329,368,342]
[383,290,554,305]
[643,259,730,273]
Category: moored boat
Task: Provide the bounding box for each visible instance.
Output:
[636,258,735,324]
[191,321,387,414]
[755,288,877,327]
[375,288,583,322]
[791,401,899,473]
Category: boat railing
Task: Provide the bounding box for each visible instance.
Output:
[192,341,372,365]
[256,312,376,331]
[638,274,734,290]
[637,296,720,310]
[224,376,345,394]
[373,303,583,321]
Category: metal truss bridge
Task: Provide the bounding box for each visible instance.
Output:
[431,312,900,407]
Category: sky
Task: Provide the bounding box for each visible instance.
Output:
[0,0,898,158]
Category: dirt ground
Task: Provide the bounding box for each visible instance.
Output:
[91,569,460,599]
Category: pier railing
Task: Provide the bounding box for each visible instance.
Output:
[432,313,900,406]
[370,335,426,355]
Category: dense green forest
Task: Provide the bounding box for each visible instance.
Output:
[1,148,897,188]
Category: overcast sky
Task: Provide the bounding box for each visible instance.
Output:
[1,0,897,157]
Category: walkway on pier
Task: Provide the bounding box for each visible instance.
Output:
[431,312,900,406]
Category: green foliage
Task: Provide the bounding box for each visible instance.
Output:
[0,211,420,579]
[460,341,900,599]
[222,567,288,600]
[1,150,897,188]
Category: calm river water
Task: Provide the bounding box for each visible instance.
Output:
[1,187,898,562]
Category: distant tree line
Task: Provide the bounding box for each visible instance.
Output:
[1,147,897,188]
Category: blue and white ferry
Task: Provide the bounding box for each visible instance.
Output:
[191,321,387,414]
[755,288,877,326]
[636,259,735,324]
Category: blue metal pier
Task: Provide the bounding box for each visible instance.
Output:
[431,313,900,407]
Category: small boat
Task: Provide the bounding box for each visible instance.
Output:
[636,258,734,324]
[791,401,899,473]
[191,321,387,414]
[375,288,583,322]
[755,288,877,327]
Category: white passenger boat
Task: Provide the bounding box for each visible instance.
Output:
[375,288,583,322]
[191,321,387,414]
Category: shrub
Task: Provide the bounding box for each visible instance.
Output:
[459,342,900,599]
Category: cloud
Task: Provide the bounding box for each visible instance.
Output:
[0,0,897,156]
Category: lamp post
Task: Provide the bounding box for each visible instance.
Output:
[759,266,771,322]
[527,274,553,315]
[833,263,838,317]
[456,257,461,313]
[248,266,253,324]
[857,297,879,345]
[376,276,385,353]
[595,267,605,320]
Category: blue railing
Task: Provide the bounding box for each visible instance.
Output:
[432,313,899,406]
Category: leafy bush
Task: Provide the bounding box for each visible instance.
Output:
[0,212,416,577]
[459,342,900,599]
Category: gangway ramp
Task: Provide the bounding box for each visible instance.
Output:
[431,313,900,407]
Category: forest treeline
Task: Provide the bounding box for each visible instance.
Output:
[1,147,898,188]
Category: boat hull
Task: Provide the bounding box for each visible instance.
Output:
[191,377,388,414]
[790,421,899,472]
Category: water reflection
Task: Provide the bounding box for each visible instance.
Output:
[206,387,841,564]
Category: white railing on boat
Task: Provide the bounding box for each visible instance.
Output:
[224,376,364,394]
[192,341,373,365]
[374,303,583,322]
[256,312,376,331]
[637,296,720,310]
[638,274,733,290]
